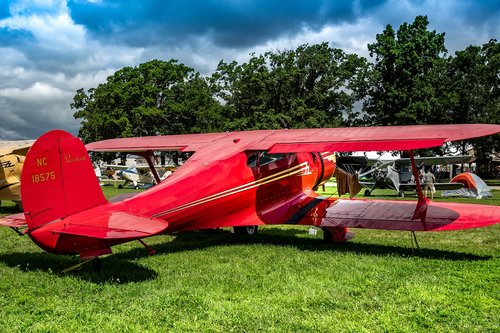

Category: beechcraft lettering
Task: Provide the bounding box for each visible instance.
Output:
[64,154,86,164]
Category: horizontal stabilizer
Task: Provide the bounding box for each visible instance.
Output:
[321,199,499,231]
[52,211,168,240]
[0,213,27,228]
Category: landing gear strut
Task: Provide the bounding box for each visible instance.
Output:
[63,257,102,273]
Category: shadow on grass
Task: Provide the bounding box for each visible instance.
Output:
[0,204,21,216]
[115,228,491,262]
[0,252,158,284]
[0,228,489,282]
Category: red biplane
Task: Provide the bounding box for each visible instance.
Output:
[1,124,499,266]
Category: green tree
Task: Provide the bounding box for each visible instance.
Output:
[447,39,500,158]
[71,59,222,144]
[211,43,368,130]
[364,15,449,125]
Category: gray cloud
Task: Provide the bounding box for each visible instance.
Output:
[0,0,498,140]
[67,0,387,48]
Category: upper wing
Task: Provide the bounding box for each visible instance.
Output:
[86,133,227,152]
[255,124,500,153]
[86,124,499,154]
[0,140,35,156]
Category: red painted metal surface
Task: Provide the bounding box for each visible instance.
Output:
[87,124,499,153]
[0,124,498,259]
[320,199,500,231]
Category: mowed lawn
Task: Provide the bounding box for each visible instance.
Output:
[0,186,498,332]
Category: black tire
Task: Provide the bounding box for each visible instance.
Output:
[322,227,347,244]
[118,184,123,189]
[233,226,258,235]
[398,189,405,197]
[364,189,371,196]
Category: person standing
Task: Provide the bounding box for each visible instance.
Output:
[423,169,436,199]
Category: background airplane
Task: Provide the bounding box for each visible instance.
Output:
[338,155,472,197]
[0,140,34,209]
[101,164,174,189]
[0,124,498,268]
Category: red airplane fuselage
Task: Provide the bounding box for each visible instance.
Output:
[26,131,335,257]
[128,151,335,232]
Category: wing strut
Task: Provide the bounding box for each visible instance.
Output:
[138,150,162,184]
[406,150,428,221]
[406,150,425,204]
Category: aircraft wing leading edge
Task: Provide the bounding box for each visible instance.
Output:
[86,124,500,154]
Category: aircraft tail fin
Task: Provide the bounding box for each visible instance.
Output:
[21,130,107,229]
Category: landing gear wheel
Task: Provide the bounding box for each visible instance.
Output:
[322,227,348,244]
[398,190,405,197]
[118,184,123,189]
[233,226,258,235]
[134,185,140,190]
[364,189,371,196]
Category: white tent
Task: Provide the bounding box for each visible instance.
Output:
[442,172,492,198]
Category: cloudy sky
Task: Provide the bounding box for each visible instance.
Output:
[0,0,498,140]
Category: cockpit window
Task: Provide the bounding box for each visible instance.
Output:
[259,152,286,166]
[247,152,287,168]
[247,153,258,167]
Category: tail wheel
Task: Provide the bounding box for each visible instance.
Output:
[233,226,258,235]
[322,227,348,244]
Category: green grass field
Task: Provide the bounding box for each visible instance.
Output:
[0,187,498,332]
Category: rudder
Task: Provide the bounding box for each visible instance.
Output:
[21,130,106,229]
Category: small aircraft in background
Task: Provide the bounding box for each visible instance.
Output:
[0,124,499,269]
[338,155,472,197]
[0,140,34,209]
[101,164,174,189]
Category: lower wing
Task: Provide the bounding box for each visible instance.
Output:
[320,199,499,231]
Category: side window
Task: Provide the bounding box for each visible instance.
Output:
[259,152,286,166]
[246,153,258,167]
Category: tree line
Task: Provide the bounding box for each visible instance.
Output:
[72,16,499,158]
